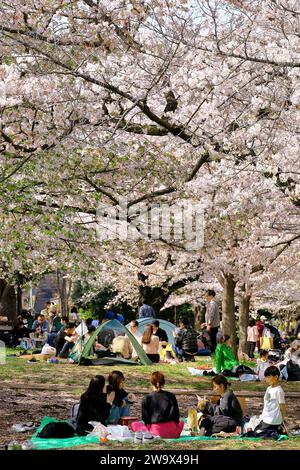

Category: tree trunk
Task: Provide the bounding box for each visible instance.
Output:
[56,272,71,317]
[16,284,22,316]
[239,284,251,354]
[193,304,205,330]
[138,269,202,318]
[219,272,237,355]
[139,285,169,315]
[0,279,17,323]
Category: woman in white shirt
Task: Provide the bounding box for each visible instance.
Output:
[247,318,258,358]
[141,324,160,363]
[129,320,142,359]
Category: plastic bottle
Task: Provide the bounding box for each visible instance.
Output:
[21,440,37,450]
[7,441,23,450]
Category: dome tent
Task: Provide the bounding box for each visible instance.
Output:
[126,318,176,347]
[70,319,152,366]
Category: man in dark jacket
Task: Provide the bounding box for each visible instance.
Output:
[152,320,168,343]
[174,317,198,361]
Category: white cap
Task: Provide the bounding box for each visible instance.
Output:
[260,315,267,321]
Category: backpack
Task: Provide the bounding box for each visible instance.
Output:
[37,422,76,439]
[286,360,300,381]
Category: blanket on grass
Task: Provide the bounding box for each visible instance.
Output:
[31,417,288,450]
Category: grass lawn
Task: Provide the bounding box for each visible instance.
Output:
[1,350,300,450]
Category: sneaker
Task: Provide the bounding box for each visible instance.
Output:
[142,431,154,443]
[12,422,36,433]
[134,431,143,444]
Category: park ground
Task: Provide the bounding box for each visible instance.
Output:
[1,352,300,450]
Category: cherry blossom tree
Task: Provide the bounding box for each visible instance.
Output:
[1,0,300,344]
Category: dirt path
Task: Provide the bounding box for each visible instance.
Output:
[1,385,300,448]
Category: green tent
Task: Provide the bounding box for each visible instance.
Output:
[70,319,152,366]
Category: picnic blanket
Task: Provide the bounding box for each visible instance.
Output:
[31,417,288,449]
[31,417,99,449]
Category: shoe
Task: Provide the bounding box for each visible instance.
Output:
[142,431,154,443]
[134,431,143,444]
[12,422,36,433]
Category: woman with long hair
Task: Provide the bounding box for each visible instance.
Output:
[141,324,160,363]
[106,370,136,424]
[76,375,114,435]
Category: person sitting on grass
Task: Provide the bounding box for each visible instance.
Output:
[152,320,168,343]
[173,317,198,362]
[106,370,136,424]
[197,375,243,436]
[131,372,184,438]
[55,322,76,358]
[111,333,133,359]
[254,365,285,433]
[256,349,272,381]
[76,375,115,436]
[215,335,239,375]
[141,324,160,363]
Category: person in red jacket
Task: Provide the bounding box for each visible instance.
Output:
[256,315,266,350]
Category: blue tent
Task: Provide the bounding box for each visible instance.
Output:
[126,318,176,346]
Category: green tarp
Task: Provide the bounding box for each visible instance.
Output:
[31,417,100,450]
[31,417,288,450]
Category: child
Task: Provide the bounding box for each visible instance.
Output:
[254,366,285,433]
[160,342,176,363]
[197,375,243,436]
[247,318,258,359]
[280,332,290,352]
[106,370,135,424]
[256,349,271,381]
[76,375,115,436]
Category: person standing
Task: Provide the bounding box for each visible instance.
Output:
[204,290,220,353]
[247,318,259,358]
[139,299,156,319]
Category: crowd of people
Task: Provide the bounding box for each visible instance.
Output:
[72,365,287,440]
[11,290,300,377]
[10,290,300,442]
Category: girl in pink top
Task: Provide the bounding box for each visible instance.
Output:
[247,318,259,358]
[141,324,160,363]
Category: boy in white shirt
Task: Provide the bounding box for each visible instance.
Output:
[255,366,286,433]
